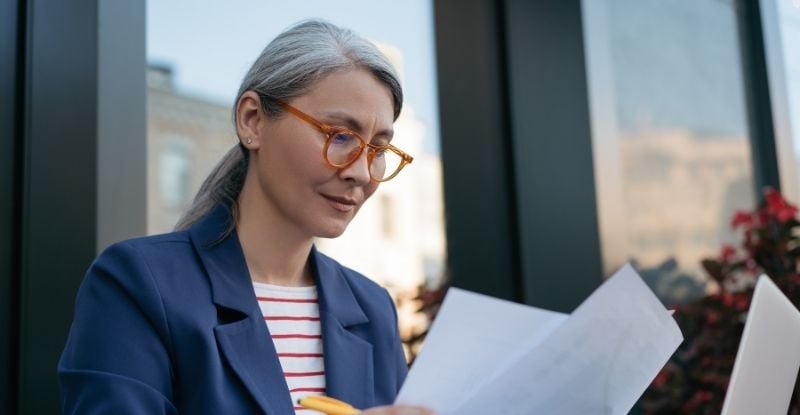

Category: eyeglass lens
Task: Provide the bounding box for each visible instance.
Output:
[326,132,402,181]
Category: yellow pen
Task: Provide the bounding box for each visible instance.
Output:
[297,395,362,415]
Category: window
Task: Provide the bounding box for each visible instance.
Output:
[146,63,233,234]
[158,139,191,209]
[583,0,756,304]
[762,0,800,202]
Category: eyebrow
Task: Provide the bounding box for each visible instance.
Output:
[319,111,394,141]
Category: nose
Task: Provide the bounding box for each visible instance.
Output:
[338,147,372,185]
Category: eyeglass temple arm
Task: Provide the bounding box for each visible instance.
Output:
[274,99,332,133]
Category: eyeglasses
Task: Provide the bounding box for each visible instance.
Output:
[273,98,413,182]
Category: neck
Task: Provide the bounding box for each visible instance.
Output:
[236,177,315,287]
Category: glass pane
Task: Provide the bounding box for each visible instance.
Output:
[763,0,800,202]
[583,0,756,304]
[146,1,446,355]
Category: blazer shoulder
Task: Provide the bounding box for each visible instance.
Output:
[89,231,197,290]
[97,231,192,263]
[114,230,191,251]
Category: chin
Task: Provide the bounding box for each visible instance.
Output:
[315,229,347,239]
[313,221,350,239]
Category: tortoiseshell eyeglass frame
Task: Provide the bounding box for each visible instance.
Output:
[270,97,413,182]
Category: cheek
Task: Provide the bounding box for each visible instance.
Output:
[260,135,331,183]
[285,133,332,177]
[363,182,379,202]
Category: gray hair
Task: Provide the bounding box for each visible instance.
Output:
[174,19,403,232]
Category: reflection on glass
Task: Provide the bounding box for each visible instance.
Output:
[159,139,192,208]
[146,65,234,235]
[762,0,800,203]
[583,0,755,304]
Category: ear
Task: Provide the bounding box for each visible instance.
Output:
[235,90,264,149]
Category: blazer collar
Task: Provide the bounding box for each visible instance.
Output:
[310,248,374,408]
[189,204,291,414]
[189,204,373,410]
[188,204,254,314]
[310,246,368,327]
[188,204,369,326]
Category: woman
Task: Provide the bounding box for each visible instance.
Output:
[59,20,433,415]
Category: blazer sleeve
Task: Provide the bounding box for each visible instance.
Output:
[58,241,178,415]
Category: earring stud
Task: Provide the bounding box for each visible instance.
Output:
[246,138,253,144]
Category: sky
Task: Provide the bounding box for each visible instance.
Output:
[146,0,440,153]
[146,0,799,155]
[607,0,748,138]
[778,0,800,157]
[588,0,799,141]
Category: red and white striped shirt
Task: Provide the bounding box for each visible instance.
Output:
[254,282,326,414]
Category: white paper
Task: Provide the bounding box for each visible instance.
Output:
[395,288,568,412]
[397,263,684,415]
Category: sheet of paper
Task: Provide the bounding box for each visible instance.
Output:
[396,263,683,415]
[395,288,568,412]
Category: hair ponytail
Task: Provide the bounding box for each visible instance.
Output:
[174,145,248,231]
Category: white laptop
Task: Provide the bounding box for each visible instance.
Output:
[721,275,800,414]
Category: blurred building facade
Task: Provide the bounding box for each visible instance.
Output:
[146,65,235,234]
[615,131,753,303]
[619,132,751,269]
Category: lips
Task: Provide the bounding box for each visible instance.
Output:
[321,193,358,213]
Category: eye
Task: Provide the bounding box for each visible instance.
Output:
[330,131,357,145]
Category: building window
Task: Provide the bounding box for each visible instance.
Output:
[159,139,192,209]
[762,0,800,202]
[583,0,756,304]
[146,64,237,234]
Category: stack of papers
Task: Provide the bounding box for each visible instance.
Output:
[395,263,683,415]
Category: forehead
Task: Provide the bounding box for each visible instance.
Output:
[290,69,395,130]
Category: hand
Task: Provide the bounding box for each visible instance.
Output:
[362,405,436,415]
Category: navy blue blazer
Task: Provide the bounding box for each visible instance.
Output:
[58,204,408,414]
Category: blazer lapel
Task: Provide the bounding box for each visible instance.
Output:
[189,205,295,415]
[311,248,376,409]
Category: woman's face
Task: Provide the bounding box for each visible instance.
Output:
[244,68,395,239]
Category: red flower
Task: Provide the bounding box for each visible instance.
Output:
[652,371,669,388]
[734,294,750,311]
[756,209,770,226]
[721,293,734,307]
[764,187,798,223]
[720,244,736,262]
[730,210,754,229]
[705,310,719,324]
